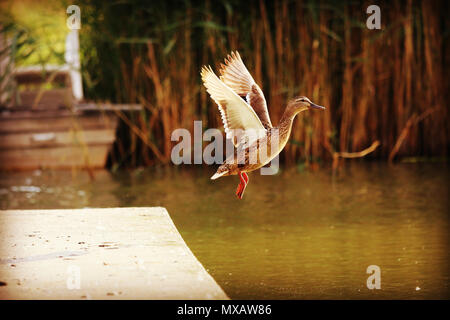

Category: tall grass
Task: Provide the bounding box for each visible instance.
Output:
[78,0,448,168]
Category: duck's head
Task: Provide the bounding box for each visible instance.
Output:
[288,96,326,113]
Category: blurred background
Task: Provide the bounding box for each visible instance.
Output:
[0,0,448,299]
[1,0,448,169]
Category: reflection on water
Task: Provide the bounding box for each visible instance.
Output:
[0,162,448,299]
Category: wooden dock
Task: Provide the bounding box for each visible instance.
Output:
[1,57,142,171]
[0,108,119,171]
[0,207,228,300]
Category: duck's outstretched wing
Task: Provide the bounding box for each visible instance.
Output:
[219,51,273,129]
[201,66,266,147]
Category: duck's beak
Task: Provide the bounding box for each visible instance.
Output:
[309,102,326,110]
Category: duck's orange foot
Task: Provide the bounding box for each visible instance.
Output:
[235,172,249,199]
[236,181,246,199]
[235,182,244,199]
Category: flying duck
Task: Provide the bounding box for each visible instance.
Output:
[201,51,325,199]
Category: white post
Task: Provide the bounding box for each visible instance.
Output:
[65,29,83,101]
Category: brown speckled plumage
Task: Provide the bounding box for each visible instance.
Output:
[213,100,314,177]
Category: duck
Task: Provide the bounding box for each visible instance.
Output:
[201,51,325,199]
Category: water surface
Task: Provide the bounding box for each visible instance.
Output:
[0,162,448,299]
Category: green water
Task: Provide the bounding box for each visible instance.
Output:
[0,162,448,299]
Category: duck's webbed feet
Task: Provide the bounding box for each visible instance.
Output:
[235,172,249,199]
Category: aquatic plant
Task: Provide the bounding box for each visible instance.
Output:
[4,0,449,168]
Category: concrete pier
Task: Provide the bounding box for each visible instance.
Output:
[0,207,228,299]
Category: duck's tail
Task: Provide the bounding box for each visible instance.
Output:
[210,170,228,180]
